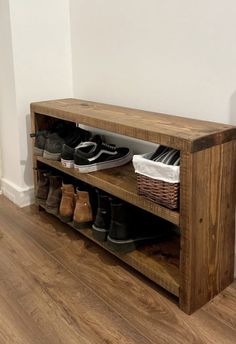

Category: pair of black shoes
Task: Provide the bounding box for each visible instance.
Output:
[92,189,171,252]
[61,135,132,172]
[31,121,91,161]
[150,145,180,166]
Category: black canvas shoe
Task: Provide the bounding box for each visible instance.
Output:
[61,133,98,169]
[61,144,75,168]
[44,124,91,162]
[74,139,133,173]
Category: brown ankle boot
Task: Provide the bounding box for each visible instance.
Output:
[73,189,93,229]
[46,175,62,215]
[35,170,50,206]
[59,184,75,223]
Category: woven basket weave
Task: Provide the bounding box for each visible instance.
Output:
[136,173,179,210]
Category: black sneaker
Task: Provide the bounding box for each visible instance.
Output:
[61,144,75,168]
[44,125,91,162]
[74,139,133,173]
[61,134,99,169]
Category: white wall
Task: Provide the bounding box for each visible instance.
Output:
[70,0,236,125]
[0,0,73,205]
[69,0,236,273]
[0,0,22,188]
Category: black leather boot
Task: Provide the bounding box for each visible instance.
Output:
[108,198,129,241]
[92,189,111,241]
[107,200,171,253]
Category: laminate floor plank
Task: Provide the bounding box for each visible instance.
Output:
[0,198,152,344]
[0,196,235,344]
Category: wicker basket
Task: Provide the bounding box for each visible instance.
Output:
[133,153,180,210]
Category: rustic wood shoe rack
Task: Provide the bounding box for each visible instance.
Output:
[31,98,236,314]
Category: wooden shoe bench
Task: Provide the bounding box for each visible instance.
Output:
[31,98,236,314]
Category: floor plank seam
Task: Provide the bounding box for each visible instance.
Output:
[14,207,157,344]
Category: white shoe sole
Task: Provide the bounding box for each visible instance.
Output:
[74,151,133,173]
[61,158,74,168]
[34,147,44,156]
[43,150,61,161]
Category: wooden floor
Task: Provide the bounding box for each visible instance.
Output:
[0,196,235,344]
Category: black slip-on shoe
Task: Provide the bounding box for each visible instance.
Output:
[61,133,98,168]
[74,140,133,173]
[61,144,75,168]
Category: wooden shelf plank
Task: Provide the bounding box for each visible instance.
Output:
[31,98,236,152]
[75,227,180,297]
[39,204,180,296]
[37,156,180,226]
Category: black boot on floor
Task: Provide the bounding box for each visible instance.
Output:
[92,189,111,241]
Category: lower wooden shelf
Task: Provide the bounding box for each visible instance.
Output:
[36,156,180,226]
[39,204,180,297]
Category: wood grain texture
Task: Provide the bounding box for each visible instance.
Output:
[37,156,180,225]
[179,140,236,314]
[0,197,151,344]
[30,102,236,315]
[40,203,180,296]
[30,98,236,152]
[0,196,236,344]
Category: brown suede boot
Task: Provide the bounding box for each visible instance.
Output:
[35,169,50,206]
[73,189,93,229]
[59,184,75,223]
[46,175,62,215]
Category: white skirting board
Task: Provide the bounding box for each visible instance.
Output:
[1,178,34,207]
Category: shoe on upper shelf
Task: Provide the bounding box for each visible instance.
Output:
[31,121,91,161]
[30,130,49,156]
[150,145,180,166]
[73,136,133,173]
[44,125,91,161]
[61,134,101,168]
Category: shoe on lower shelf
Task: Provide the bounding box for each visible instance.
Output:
[73,189,93,229]
[35,169,51,205]
[92,189,111,241]
[45,175,62,215]
[107,199,172,253]
[59,184,75,223]
[74,137,133,173]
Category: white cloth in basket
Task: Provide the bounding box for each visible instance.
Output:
[132,152,180,184]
